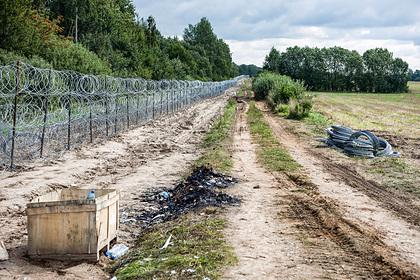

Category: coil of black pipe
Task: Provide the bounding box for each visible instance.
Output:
[320,125,400,158]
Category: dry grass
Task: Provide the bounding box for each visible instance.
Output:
[313,92,420,138]
[408,81,420,94]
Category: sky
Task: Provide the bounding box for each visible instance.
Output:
[133,0,420,69]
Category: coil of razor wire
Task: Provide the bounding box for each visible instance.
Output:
[320,125,400,158]
[0,61,247,168]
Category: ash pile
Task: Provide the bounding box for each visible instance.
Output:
[124,166,240,228]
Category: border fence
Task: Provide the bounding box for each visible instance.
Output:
[0,61,244,169]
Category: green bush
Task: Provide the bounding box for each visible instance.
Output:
[43,41,112,75]
[1,42,111,75]
[0,49,52,68]
[252,72,313,119]
[252,72,276,100]
[287,95,313,119]
[275,104,290,116]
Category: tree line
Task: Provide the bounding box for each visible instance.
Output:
[238,64,262,77]
[263,46,410,93]
[410,70,420,81]
[0,0,238,81]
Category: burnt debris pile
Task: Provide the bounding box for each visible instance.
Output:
[125,166,240,228]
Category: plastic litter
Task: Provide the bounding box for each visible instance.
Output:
[0,241,8,261]
[87,190,96,200]
[160,191,170,200]
[160,234,173,250]
[105,244,129,260]
[319,125,400,158]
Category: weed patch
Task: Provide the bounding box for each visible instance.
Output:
[197,99,236,172]
[247,102,300,172]
[113,214,237,280]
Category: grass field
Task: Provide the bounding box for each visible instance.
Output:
[312,92,420,138]
[408,81,420,94]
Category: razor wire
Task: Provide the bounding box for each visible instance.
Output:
[0,61,245,168]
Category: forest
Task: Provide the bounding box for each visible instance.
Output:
[0,0,238,81]
[263,46,411,92]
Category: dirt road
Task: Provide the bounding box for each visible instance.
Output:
[0,90,234,279]
[257,102,420,278]
[223,101,324,279]
[223,100,420,279]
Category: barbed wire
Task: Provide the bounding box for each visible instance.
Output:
[0,61,245,169]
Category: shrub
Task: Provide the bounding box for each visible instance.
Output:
[43,41,112,75]
[0,49,52,68]
[252,72,313,119]
[287,94,313,119]
[275,104,289,116]
[252,72,276,100]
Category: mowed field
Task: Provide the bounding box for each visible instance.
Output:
[313,91,420,138]
[408,81,420,94]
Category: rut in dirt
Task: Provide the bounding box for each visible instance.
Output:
[319,157,420,227]
[252,103,420,279]
[284,189,420,279]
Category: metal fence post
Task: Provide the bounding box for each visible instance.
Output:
[89,99,93,143]
[160,88,163,116]
[114,95,118,134]
[10,61,20,169]
[67,95,71,150]
[40,69,51,157]
[126,93,130,128]
[104,77,109,137]
[145,94,149,120]
[152,91,155,119]
[136,92,140,125]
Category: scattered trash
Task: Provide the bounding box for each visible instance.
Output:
[87,190,96,200]
[123,166,239,228]
[110,277,117,280]
[253,185,260,189]
[0,241,9,261]
[160,191,170,200]
[185,268,196,273]
[318,125,400,158]
[160,234,173,250]
[105,244,129,260]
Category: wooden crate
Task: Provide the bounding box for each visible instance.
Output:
[26,189,119,261]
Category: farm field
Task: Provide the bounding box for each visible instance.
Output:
[408,81,420,93]
[313,92,420,137]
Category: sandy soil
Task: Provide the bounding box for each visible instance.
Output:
[0,90,235,279]
[223,101,324,279]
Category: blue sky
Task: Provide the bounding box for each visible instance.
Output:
[133,0,420,69]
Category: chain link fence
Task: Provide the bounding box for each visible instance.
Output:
[0,61,244,169]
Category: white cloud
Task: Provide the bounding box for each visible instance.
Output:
[134,0,420,69]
